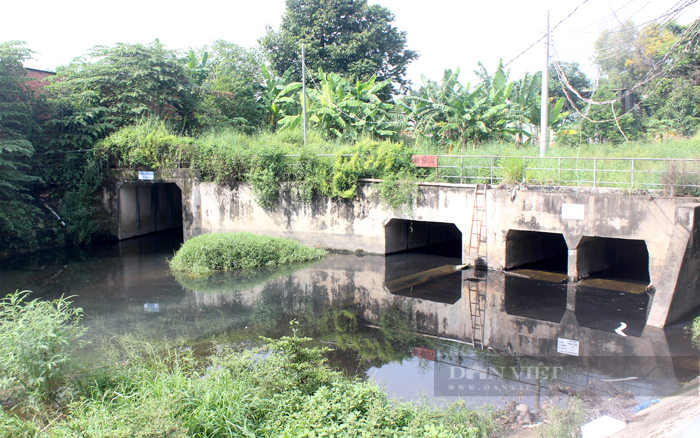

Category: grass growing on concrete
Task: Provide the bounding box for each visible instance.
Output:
[169,232,326,276]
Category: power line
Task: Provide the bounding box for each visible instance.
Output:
[504,0,592,68]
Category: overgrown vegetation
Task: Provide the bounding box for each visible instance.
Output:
[0,291,87,407]
[168,232,327,276]
[0,299,495,437]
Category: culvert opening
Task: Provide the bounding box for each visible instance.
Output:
[384,220,463,304]
[577,237,650,283]
[118,182,183,240]
[505,230,568,272]
[384,219,462,257]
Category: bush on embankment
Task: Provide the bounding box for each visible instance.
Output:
[168,232,327,276]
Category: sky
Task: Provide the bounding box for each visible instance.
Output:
[3,0,699,89]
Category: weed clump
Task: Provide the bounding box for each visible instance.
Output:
[168,232,326,276]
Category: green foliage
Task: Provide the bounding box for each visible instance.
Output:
[168,232,327,276]
[0,291,87,405]
[47,41,196,151]
[196,41,266,132]
[57,159,103,245]
[279,70,405,140]
[0,41,41,248]
[580,85,643,143]
[13,329,492,438]
[400,63,525,148]
[380,171,419,215]
[594,20,677,88]
[692,315,700,349]
[96,117,194,169]
[260,0,418,97]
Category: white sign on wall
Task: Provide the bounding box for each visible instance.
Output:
[138,171,155,180]
[144,303,160,312]
[561,203,584,220]
[557,338,580,356]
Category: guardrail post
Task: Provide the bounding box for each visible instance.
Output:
[460,156,464,184]
[630,159,635,189]
[490,156,494,184]
[557,157,561,183]
[593,158,597,188]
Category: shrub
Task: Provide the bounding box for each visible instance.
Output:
[692,315,700,349]
[0,291,87,405]
[168,232,327,276]
[95,117,193,169]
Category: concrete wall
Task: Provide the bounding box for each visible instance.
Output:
[101,171,700,327]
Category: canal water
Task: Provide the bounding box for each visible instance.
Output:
[1,229,698,409]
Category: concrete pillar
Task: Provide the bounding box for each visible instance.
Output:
[567,249,578,281]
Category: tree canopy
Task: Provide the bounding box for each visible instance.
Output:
[47,41,196,150]
[259,0,418,98]
[0,41,40,245]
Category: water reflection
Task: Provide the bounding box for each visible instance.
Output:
[0,231,697,405]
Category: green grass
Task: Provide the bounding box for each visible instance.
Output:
[168,232,327,276]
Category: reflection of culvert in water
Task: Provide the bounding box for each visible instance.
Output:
[383,220,463,303]
[575,287,649,337]
[504,276,567,323]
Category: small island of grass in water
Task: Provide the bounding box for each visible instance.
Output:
[169,232,327,276]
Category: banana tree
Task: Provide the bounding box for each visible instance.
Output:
[278,70,402,139]
[400,63,525,148]
[261,64,302,130]
[509,71,569,145]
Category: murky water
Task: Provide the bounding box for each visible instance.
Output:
[1,229,698,408]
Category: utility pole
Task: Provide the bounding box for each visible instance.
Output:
[540,10,550,158]
[302,44,307,147]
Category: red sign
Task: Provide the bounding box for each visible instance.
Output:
[411,155,438,168]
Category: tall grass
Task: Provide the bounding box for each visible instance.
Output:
[168,232,327,276]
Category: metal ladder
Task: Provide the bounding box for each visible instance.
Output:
[468,280,485,350]
[467,184,487,260]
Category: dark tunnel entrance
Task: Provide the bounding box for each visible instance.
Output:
[384,220,463,304]
[384,219,462,257]
[505,230,569,272]
[118,183,183,240]
[576,237,650,283]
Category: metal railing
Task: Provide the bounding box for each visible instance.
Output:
[432,155,700,195]
[102,154,700,196]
